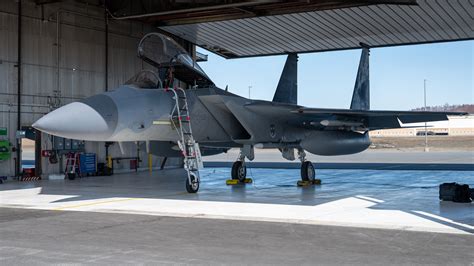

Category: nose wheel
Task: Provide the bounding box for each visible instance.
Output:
[185,171,199,193]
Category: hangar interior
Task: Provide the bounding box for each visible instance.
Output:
[0,0,183,179]
[0,1,472,263]
[0,0,472,180]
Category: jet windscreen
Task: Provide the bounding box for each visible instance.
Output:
[124,70,162,89]
[137,32,213,87]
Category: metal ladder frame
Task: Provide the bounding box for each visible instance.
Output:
[166,87,201,188]
[64,152,80,178]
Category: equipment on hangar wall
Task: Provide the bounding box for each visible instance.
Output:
[50,136,85,168]
[0,140,12,161]
[0,127,11,162]
[64,152,97,180]
[52,136,84,151]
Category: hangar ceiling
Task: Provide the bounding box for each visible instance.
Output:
[104,0,417,25]
[39,0,473,58]
[157,0,473,58]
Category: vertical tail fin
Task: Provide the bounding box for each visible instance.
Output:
[350,45,370,110]
[273,53,298,105]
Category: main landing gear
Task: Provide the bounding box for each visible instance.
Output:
[227,149,253,185]
[297,149,321,186]
[231,160,247,183]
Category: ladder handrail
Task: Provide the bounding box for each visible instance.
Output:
[165,87,201,181]
[166,88,186,151]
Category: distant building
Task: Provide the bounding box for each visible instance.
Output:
[370,115,474,137]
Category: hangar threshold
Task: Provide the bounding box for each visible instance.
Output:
[0,167,472,235]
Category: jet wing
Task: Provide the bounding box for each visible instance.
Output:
[293,108,468,130]
[231,101,467,131]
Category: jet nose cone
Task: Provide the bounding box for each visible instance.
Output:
[33,101,115,141]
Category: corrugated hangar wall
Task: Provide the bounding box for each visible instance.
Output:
[0,0,180,177]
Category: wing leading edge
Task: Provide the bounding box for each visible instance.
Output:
[294,108,468,130]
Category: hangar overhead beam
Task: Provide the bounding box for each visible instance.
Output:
[106,1,417,25]
[149,0,473,58]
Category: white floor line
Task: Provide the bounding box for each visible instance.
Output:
[0,187,471,235]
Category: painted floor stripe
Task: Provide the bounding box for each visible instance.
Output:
[54,198,139,211]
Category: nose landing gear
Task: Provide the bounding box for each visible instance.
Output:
[185,171,200,193]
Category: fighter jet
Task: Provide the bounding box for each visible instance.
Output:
[33,33,466,193]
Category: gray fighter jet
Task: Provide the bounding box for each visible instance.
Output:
[33,33,466,193]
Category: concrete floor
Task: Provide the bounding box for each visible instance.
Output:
[0,166,473,264]
[0,207,473,265]
[206,149,474,164]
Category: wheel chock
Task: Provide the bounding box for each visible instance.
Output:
[297,179,322,187]
[297,180,312,187]
[226,179,240,185]
[226,178,253,185]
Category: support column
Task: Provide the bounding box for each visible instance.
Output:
[104,8,108,92]
[15,0,22,177]
[34,130,42,177]
[148,153,152,173]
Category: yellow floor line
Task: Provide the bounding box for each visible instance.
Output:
[54,198,139,211]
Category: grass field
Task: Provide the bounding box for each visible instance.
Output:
[370,136,474,151]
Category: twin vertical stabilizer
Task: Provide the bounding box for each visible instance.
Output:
[350,45,370,110]
[272,46,369,109]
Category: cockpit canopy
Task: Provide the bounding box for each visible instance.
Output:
[136,32,214,87]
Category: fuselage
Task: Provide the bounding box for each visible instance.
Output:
[33,85,371,156]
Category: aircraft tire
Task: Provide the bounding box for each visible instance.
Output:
[67,173,76,180]
[185,172,199,193]
[301,161,315,181]
[231,161,247,182]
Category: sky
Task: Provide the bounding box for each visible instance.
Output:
[197,40,473,110]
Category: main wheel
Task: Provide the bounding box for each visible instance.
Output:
[231,161,247,182]
[67,172,76,180]
[301,161,315,181]
[185,172,199,193]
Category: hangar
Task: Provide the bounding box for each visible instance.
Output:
[0,1,472,264]
[0,0,471,181]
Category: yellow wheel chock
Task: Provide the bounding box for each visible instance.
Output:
[226,178,253,185]
[226,179,239,185]
[297,179,321,187]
